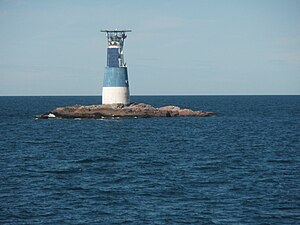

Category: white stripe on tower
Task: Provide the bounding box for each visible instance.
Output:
[102,87,130,104]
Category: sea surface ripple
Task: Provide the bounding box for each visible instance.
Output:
[0,96,299,224]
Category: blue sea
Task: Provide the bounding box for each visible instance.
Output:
[0,96,299,224]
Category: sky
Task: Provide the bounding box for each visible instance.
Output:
[0,0,299,95]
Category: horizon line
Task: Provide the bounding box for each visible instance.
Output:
[0,94,299,97]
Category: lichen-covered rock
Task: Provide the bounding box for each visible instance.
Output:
[37,102,215,119]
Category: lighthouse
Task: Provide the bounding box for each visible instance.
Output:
[101,29,131,105]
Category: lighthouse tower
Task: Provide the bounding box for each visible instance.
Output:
[101,29,131,105]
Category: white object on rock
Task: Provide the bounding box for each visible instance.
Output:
[48,113,56,118]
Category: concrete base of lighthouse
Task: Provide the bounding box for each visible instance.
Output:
[102,87,130,104]
[102,67,130,105]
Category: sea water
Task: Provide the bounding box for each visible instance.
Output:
[0,96,299,224]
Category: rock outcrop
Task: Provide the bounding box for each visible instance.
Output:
[38,103,215,119]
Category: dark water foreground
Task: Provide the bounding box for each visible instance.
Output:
[0,96,299,224]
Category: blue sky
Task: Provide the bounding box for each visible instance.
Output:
[0,0,299,95]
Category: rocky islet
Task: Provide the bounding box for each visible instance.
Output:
[38,103,215,119]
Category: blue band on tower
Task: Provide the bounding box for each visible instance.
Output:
[103,67,129,87]
[107,48,120,67]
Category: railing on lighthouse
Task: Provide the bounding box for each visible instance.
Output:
[101,30,131,67]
